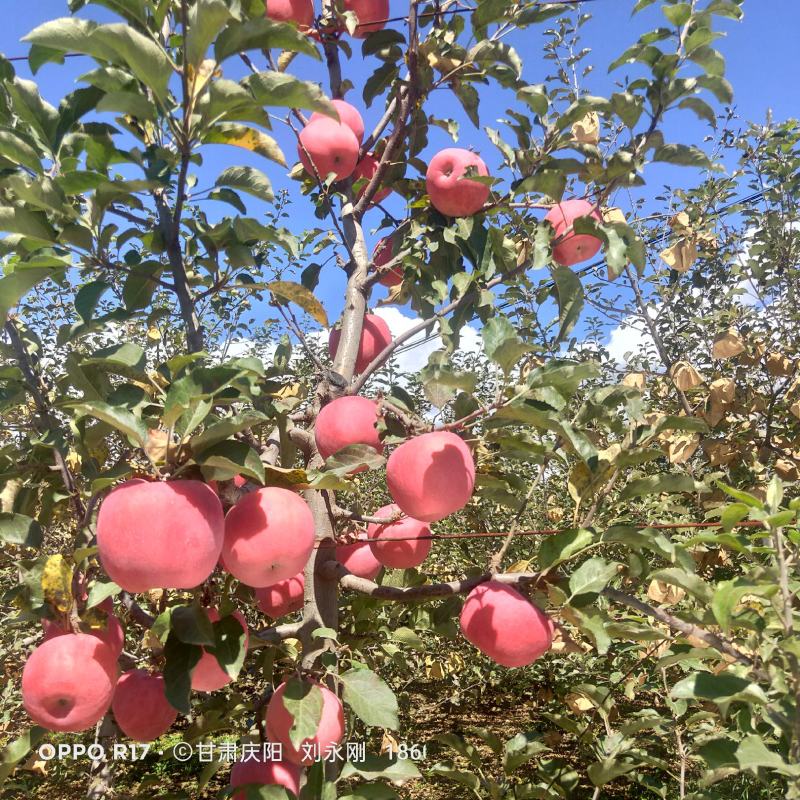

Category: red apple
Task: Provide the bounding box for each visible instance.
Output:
[298,118,360,182]
[191,608,250,693]
[222,487,315,587]
[22,633,118,732]
[372,236,403,287]
[310,99,364,143]
[96,480,224,593]
[460,581,553,667]
[314,395,383,468]
[366,504,431,568]
[352,152,391,204]
[265,681,345,765]
[343,0,389,36]
[426,148,490,217]
[265,0,314,29]
[230,751,302,799]
[336,533,382,579]
[544,198,602,267]
[255,573,305,618]
[386,431,475,522]
[112,669,177,741]
[42,597,124,658]
[328,312,392,374]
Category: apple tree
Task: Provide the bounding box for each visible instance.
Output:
[1,0,799,798]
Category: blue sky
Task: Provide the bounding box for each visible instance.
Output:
[2,1,799,365]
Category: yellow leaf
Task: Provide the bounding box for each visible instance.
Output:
[621,372,646,391]
[66,449,82,471]
[264,465,309,489]
[765,352,793,377]
[277,50,297,73]
[790,400,800,420]
[602,206,627,225]
[188,58,218,99]
[775,459,800,482]
[147,325,161,340]
[505,560,531,573]
[571,112,599,145]
[664,433,700,465]
[273,382,303,400]
[427,52,464,74]
[712,328,745,360]
[670,361,704,390]
[42,554,73,614]
[704,439,738,466]
[1,478,22,513]
[669,211,692,232]
[203,124,286,166]
[266,281,328,328]
[709,377,736,406]
[565,693,594,714]
[660,238,697,273]
[144,429,171,464]
[647,579,686,606]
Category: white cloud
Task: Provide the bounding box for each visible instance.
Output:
[372,307,482,374]
[604,302,658,365]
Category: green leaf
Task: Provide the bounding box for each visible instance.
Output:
[24,19,172,105]
[340,754,422,782]
[482,316,533,375]
[339,668,400,730]
[163,633,202,714]
[282,679,324,750]
[0,727,48,782]
[202,124,286,166]
[503,732,548,773]
[0,130,43,173]
[171,603,216,646]
[662,2,692,25]
[215,165,273,202]
[214,17,320,64]
[711,579,776,633]
[186,0,232,67]
[0,208,57,242]
[363,62,399,107]
[678,97,717,127]
[86,581,120,609]
[619,472,697,500]
[75,280,112,323]
[671,673,768,707]
[324,444,386,475]
[649,567,712,603]
[266,281,329,328]
[207,614,248,680]
[652,143,711,168]
[735,735,800,776]
[551,266,584,343]
[245,71,336,117]
[568,558,618,602]
[538,528,594,569]
[190,411,268,453]
[689,45,726,78]
[516,84,548,116]
[197,439,265,484]
[0,513,43,547]
[83,342,147,377]
[0,267,56,323]
[72,401,147,447]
